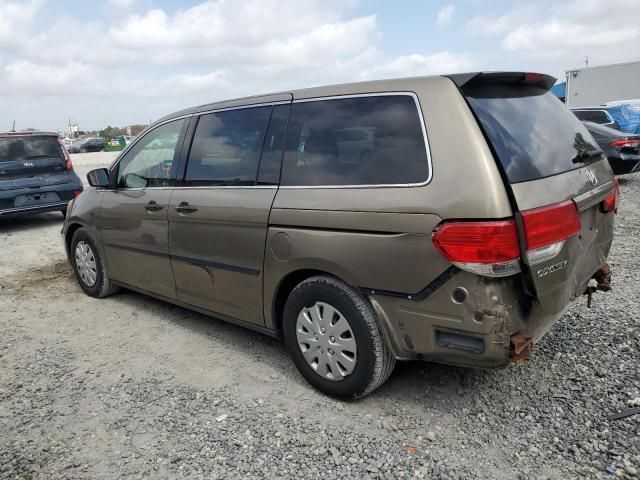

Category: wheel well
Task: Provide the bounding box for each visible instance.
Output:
[272,269,329,332]
[65,223,83,253]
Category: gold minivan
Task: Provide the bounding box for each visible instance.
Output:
[63,72,617,398]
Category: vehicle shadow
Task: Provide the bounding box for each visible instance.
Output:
[109,287,489,406]
[0,212,64,233]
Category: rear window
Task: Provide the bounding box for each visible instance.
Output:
[280,95,429,186]
[573,110,611,124]
[0,136,63,163]
[465,86,600,183]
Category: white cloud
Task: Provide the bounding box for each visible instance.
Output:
[108,0,376,68]
[109,0,137,7]
[436,5,455,28]
[0,0,42,47]
[465,7,535,36]
[359,52,472,80]
[503,21,638,52]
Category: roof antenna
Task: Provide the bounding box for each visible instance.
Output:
[584,56,589,68]
[11,120,16,132]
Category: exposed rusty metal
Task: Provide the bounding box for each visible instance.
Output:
[510,331,533,363]
[584,263,612,307]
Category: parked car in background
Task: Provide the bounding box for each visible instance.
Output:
[105,136,127,152]
[68,137,105,153]
[572,104,640,134]
[62,72,617,398]
[583,121,640,175]
[572,107,620,129]
[0,131,83,217]
[605,99,640,111]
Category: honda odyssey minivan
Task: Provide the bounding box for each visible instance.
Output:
[63,72,617,398]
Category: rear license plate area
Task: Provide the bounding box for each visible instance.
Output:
[14,192,61,207]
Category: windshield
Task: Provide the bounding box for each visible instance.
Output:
[465,86,600,183]
[0,136,63,163]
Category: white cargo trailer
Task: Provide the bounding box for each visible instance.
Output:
[565,61,640,108]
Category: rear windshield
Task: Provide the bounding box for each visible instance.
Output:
[464,86,600,183]
[0,136,63,163]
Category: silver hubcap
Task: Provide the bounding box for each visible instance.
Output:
[75,241,97,287]
[296,302,357,381]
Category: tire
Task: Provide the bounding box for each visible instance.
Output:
[80,148,87,153]
[60,208,67,218]
[283,275,395,399]
[70,228,119,298]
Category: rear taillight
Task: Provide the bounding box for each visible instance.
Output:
[602,178,619,213]
[609,138,640,148]
[521,200,581,265]
[521,200,581,250]
[58,138,72,170]
[433,200,582,277]
[432,220,521,277]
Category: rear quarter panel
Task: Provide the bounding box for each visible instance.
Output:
[264,76,512,329]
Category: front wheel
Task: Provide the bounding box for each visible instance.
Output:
[70,228,119,298]
[283,275,395,399]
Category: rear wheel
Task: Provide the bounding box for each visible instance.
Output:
[70,228,119,298]
[283,275,395,399]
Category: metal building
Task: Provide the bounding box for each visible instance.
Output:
[565,60,640,108]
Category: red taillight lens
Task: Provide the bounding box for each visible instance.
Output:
[609,139,640,148]
[602,178,619,213]
[73,190,82,197]
[58,138,72,170]
[521,200,581,250]
[524,72,543,82]
[432,220,520,264]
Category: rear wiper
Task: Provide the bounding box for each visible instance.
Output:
[573,149,604,163]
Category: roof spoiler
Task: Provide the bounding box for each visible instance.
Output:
[447,72,556,91]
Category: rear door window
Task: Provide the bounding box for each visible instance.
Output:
[465,86,600,183]
[185,106,271,186]
[0,136,63,162]
[280,95,429,186]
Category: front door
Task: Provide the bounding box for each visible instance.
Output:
[99,118,188,299]
[169,103,290,325]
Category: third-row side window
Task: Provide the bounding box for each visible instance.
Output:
[280,95,429,186]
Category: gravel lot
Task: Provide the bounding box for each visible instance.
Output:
[1,153,639,479]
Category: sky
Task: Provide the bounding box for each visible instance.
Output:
[1,0,639,132]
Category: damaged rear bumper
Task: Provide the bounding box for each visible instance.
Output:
[368,264,612,368]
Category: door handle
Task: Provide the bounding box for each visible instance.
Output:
[175,201,198,214]
[144,201,163,212]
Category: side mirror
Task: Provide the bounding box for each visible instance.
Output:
[87,168,110,188]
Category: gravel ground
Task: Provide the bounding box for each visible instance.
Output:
[1,154,639,479]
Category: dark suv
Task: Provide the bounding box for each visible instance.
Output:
[0,132,83,218]
[68,138,105,153]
